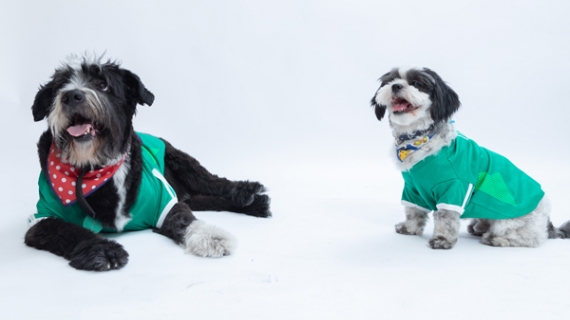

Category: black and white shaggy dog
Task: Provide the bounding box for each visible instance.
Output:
[25,54,271,270]
[370,67,570,249]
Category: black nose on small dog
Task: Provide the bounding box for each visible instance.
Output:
[392,84,403,93]
[62,90,85,108]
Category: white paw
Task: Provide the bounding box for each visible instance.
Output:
[183,220,237,257]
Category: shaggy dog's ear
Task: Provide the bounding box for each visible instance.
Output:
[31,81,56,122]
[370,95,386,121]
[121,69,155,107]
[424,68,460,123]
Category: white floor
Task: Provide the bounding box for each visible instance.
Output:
[2,151,569,320]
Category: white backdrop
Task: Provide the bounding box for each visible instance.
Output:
[1,1,570,319]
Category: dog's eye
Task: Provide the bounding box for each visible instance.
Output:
[97,81,108,92]
[410,80,419,87]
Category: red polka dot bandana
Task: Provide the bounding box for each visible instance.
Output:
[47,143,126,206]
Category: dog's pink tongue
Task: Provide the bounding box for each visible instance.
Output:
[67,124,93,137]
[393,102,409,112]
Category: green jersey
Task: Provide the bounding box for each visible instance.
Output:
[401,132,544,219]
[29,132,178,233]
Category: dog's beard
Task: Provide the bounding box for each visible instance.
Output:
[62,138,101,167]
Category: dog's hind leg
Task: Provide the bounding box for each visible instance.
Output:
[481,197,550,247]
[467,219,490,236]
[162,139,267,209]
[556,220,570,239]
[25,218,129,271]
[185,194,271,218]
[429,209,461,249]
[154,201,237,257]
[395,206,429,236]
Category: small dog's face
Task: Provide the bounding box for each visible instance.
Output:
[370,67,460,126]
[32,55,154,167]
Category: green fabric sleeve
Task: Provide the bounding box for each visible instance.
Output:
[431,179,473,214]
[402,183,432,212]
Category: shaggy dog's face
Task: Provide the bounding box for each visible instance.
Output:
[370,67,460,127]
[31,55,154,168]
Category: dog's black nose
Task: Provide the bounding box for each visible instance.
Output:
[392,84,403,93]
[62,90,85,107]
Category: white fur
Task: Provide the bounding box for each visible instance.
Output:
[112,154,131,231]
[374,75,432,126]
[397,66,419,78]
[481,196,550,247]
[64,52,106,71]
[183,220,237,257]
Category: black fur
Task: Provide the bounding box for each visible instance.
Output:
[25,218,128,271]
[32,82,56,121]
[370,69,400,121]
[184,194,271,217]
[153,202,197,245]
[370,97,386,121]
[32,68,74,122]
[162,139,270,213]
[121,69,155,107]
[26,55,270,271]
[423,68,461,123]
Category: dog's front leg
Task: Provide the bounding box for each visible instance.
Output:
[154,202,237,257]
[25,218,128,271]
[429,209,461,249]
[395,206,429,236]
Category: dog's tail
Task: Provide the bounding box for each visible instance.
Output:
[547,220,570,239]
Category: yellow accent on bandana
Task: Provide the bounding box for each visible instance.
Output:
[398,149,413,161]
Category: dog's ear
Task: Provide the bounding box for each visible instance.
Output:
[121,69,155,107]
[370,95,386,121]
[423,68,460,122]
[31,81,56,122]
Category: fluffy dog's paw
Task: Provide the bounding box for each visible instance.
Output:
[68,239,129,271]
[481,233,511,247]
[230,181,266,207]
[184,220,237,257]
[467,219,490,236]
[395,222,423,236]
[482,232,542,248]
[467,223,482,236]
[242,194,272,218]
[429,235,457,249]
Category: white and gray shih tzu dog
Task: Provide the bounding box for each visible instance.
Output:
[370,67,570,249]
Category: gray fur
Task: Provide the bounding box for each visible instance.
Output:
[430,209,460,249]
[481,197,550,247]
[558,220,570,239]
[467,219,491,236]
[395,206,429,236]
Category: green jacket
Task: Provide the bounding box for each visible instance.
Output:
[401,132,544,219]
[29,132,178,233]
